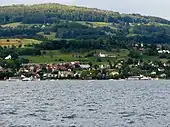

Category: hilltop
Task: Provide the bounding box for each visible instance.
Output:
[0,3,169,25]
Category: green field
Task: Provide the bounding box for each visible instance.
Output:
[76,21,112,27]
[89,22,112,27]
[24,49,130,64]
[25,50,83,63]
[23,49,170,65]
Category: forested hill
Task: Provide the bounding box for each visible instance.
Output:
[0,3,170,25]
[0,3,170,45]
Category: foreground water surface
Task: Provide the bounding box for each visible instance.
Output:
[0,80,170,127]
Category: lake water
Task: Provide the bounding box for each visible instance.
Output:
[0,80,170,127]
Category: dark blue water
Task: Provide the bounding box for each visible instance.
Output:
[0,80,170,127]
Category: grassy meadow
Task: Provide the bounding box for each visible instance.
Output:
[1,22,43,28]
[23,49,130,64]
[0,38,41,47]
[1,22,22,28]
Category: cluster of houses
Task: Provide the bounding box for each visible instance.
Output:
[15,62,91,80]
[0,58,167,81]
[158,50,170,54]
[1,46,170,81]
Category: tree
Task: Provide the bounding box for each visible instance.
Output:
[128,50,142,59]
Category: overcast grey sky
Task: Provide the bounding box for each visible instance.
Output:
[1,0,170,20]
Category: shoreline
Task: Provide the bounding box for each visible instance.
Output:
[0,78,167,82]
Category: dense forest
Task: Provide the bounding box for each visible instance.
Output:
[0,3,170,25]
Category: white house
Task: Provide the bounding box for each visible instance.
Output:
[98,53,108,58]
[5,55,12,60]
[160,74,166,78]
[41,25,46,28]
[80,64,90,69]
[151,71,157,75]
[158,68,165,72]
[158,50,170,54]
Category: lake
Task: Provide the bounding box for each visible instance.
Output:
[0,80,170,127]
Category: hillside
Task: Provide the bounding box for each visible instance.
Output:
[0,3,170,45]
[1,4,170,79]
[0,3,170,25]
[0,3,169,44]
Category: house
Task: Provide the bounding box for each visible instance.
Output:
[163,63,169,67]
[100,64,109,69]
[98,53,108,58]
[58,71,74,78]
[115,63,122,69]
[151,71,157,75]
[41,25,46,28]
[135,44,139,47]
[160,74,166,78]
[158,50,170,54]
[110,71,119,76]
[158,68,165,72]
[5,55,12,60]
[80,64,90,69]
[129,23,133,26]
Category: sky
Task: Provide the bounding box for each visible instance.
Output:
[0,0,170,20]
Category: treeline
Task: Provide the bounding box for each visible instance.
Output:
[0,3,170,25]
[0,27,41,38]
[0,21,108,39]
[50,21,170,44]
[126,24,170,43]
[1,20,170,44]
[53,22,106,39]
[34,37,129,52]
[0,47,41,59]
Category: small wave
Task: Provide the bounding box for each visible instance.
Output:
[119,111,136,118]
[35,109,47,113]
[139,113,155,117]
[0,99,5,101]
[47,98,54,101]
[25,113,37,117]
[8,111,18,115]
[127,120,135,124]
[40,117,52,121]
[62,114,77,119]
[88,109,97,112]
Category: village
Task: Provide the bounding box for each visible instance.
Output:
[1,42,170,81]
[0,58,169,81]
